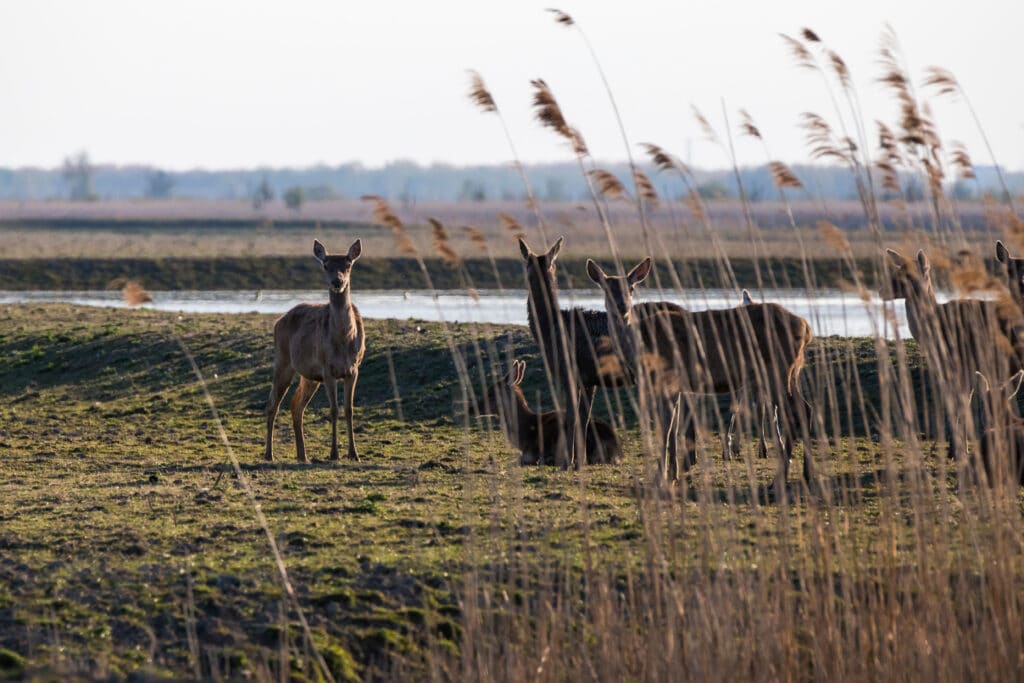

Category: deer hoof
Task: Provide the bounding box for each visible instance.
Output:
[297,455,310,464]
[264,451,275,462]
[347,449,360,461]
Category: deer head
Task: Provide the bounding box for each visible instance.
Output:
[518,236,564,276]
[884,248,933,302]
[587,257,653,323]
[996,240,1024,302]
[313,239,362,294]
[474,360,526,418]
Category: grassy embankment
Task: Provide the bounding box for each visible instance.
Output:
[3,302,1020,680]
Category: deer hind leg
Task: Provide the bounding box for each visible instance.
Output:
[344,371,359,461]
[290,377,320,463]
[264,360,295,461]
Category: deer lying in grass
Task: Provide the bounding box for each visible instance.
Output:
[970,370,1024,487]
[476,360,622,466]
[264,239,365,463]
[519,237,686,468]
[587,258,815,487]
[884,248,1024,458]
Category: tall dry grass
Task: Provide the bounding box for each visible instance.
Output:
[427,16,1024,682]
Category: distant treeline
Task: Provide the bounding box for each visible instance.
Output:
[1,159,1020,203]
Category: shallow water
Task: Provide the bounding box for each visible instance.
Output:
[0,287,923,338]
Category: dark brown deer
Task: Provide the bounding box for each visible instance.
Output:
[264,239,365,463]
[970,370,1024,487]
[884,248,1024,458]
[475,360,622,466]
[518,236,686,468]
[587,257,815,487]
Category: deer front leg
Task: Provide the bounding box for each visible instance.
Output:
[344,370,359,461]
[290,377,319,463]
[323,375,340,461]
[660,394,682,483]
[264,362,294,462]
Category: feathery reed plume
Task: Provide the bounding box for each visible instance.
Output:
[588,169,628,201]
[949,142,976,180]
[632,169,659,206]
[467,70,497,113]
[530,79,574,142]
[801,27,821,42]
[922,66,960,97]
[546,8,574,25]
[801,112,852,163]
[568,126,589,156]
[818,221,850,251]
[827,50,851,89]
[738,109,762,140]
[429,218,460,267]
[769,161,803,190]
[108,278,152,306]
[779,33,815,70]
[875,120,904,195]
[640,142,689,176]
[462,225,487,250]
[498,212,525,240]
[691,105,719,144]
[924,64,1017,212]
[361,194,417,256]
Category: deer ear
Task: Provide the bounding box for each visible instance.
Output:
[742,289,753,305]
[518,237,532,260]
[916,250,930,277]
[886,248,903,268]
[347,239,362,262]
[514,360,526,386]
[313,240,327,264]
[586,259,606,285]
[627,257,652,286]
[997,240,1010,264]
[547,236,564,262]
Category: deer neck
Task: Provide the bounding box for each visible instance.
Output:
[525,268,565,356]
[327,287,357,343]
[903,281,936,343]
[503,387,535,451]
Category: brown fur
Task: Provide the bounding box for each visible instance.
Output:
[588,258,814,486]
[971,371,1024,487]
[264,239,366,462]
[476,360,622,466]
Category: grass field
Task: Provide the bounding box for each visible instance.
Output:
[2,303,1022,680]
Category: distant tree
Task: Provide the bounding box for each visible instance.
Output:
[62,150,96,201]
[543,178,567,201]
[284,186,305,211]
[458,179,486,202]
[305,184,338,201]
[951,180,976,201]
[252,177,274,209]
[696,181,730,200]
[145,170,175,199]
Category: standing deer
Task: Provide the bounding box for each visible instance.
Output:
[885,249,1024,455]
[264,239,365,463]
[519,236,685,469]
[970,370,1024,487]
[587,257,815,487]
[475,360,622,466]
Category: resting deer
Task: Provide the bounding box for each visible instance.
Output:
[884,248,1024,458]
[519,237,687,468]
[476,360,622,466]
[970,370,1024,487]
[995,240,1024,307]
[264,239,365,463]
[587,258,815,487]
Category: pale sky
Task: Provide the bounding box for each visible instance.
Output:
[1,0,1020,171]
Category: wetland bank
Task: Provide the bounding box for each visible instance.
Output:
[2,302,1021,680]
